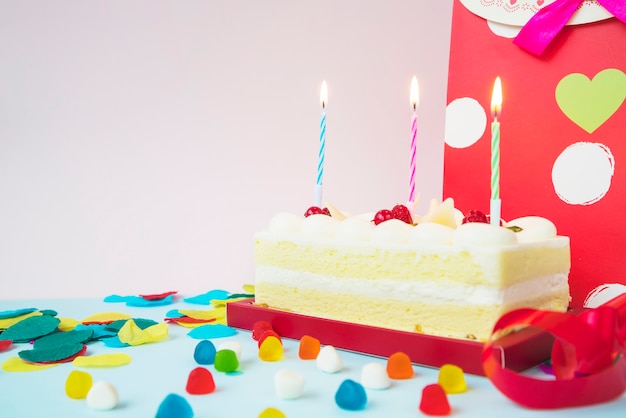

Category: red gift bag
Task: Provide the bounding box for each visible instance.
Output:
[444,0,626,307]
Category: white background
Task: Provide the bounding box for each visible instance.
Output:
[0,0,453,299]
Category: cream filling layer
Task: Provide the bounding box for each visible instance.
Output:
[255,265,569,307]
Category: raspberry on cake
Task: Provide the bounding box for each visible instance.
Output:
[253,198,571,341]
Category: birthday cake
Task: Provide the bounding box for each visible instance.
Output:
[253,198,571,341]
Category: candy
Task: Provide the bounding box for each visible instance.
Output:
[186,367,216,394]
[274,369,305,399]
[360,362,391,390]
[86,381,119,410]
[258,407,286,418]
[386,352,414,379]
[214,349,239,373]
[419,384,451,416]
[66,370,93,399]
[252,320,273,341]
[317,345,343,373]
[258,336,283,362]
[438,364,466,394]
[194,340,217,365]
[258,330,282,348]
[0,315,60,343]
[155,393,194,418]
[298,335,321,360]
[217,341,242,361]
[335,379,367,411]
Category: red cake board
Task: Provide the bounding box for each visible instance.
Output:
[226,299,554,376]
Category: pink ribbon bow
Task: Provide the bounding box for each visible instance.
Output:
[514,0,626,55]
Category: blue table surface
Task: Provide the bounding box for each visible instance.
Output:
[0,297,624,418]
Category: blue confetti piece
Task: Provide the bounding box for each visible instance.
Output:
[0,308,38,319]
[101,336,130,348]
[165,309,183,318]
[125,295,174,307]
[183,289,230,305]
[103,294,129,303]
[187,324,237,339]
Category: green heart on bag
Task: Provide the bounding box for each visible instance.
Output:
[555,68,626,134]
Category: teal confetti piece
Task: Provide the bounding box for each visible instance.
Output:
[187,324,237,339]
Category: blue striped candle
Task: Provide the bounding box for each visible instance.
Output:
[315,81,328,206]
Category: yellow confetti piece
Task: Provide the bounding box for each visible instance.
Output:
[73,353,132,368]
[81,312,132,323]
[243,283,254,294]
[211,296,253,306]
[2,356,58,372]
[0,311,42,329]
[58,317,79,332]
[118,320,168,346]
[178,308,225,320]
[171,321,207,329]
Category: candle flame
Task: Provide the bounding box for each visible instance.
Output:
[491,76,502,118]
[410,75,419,110]
[320,80,328,109]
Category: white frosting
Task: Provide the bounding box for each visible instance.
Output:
[452,222,518,246]
[408,222,455,245]
[262,212,561,247]
[506,216,557,242]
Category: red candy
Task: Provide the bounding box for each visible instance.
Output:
[258,329,282,348]
[186,367,216,394]
[252,321,273,341]
[419,384,451,416]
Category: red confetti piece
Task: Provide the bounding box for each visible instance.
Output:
[0,340,13,351]
[139,291,178,301]
[419,384,451,416]
[164,317,217,324]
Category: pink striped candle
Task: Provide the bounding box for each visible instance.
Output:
[408,76,419,204]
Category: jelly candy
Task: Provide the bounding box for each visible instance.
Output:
[438,364,466,394]
[194,340,216,365]
[274,369,305,399]
[386,351,414,379]
[335,379,367,410]
[186,367,216,394]
[214,349,239,372]
[419,384,451,416]
[155,393,194,418]
[298,335,321,359]
[259,336,283,362]
[86,381,118,410]
[361,362,391,390]
[65,370,93,399]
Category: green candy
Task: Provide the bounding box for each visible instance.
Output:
[214,349,239,373]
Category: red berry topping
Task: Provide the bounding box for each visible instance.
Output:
[391,204,413,225]
[373,209,394,225]
[462,210,488,224]
[304,206,331,217]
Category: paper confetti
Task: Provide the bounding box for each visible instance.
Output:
[183,289,231,305]
[117,319,168,346]
[187,324,237,339]
[0,307,38,319]
[2,356,58,372]
[19,343,86,364]
[33,329,94,349]
[0,315,60,343]
[73,353,132,368]
[81,312,131,324]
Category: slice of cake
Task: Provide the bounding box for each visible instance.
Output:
[253,199,570,341]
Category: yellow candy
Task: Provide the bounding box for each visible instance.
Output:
[438,364,467,394]
[258,407,286,418]
[73,353,132,368]
[1,356,57,372]
[66,370,93,399]
[258,336,283,362]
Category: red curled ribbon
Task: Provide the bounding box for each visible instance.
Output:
[514,0,626,55]
[482,293,626,408]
